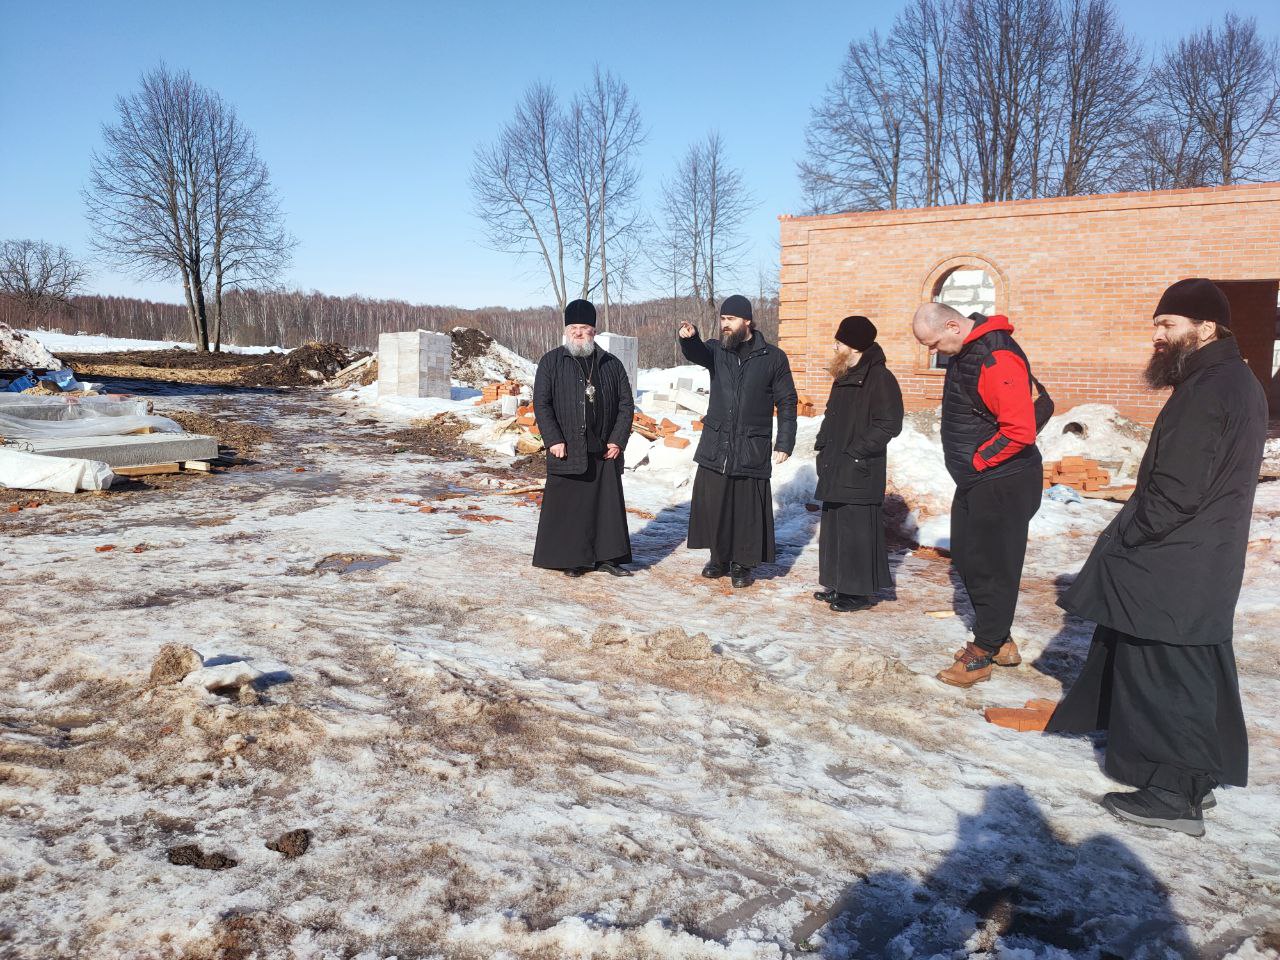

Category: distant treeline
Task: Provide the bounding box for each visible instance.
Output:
[1,289,780,368]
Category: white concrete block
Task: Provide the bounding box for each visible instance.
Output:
[378,330,451,399]
[596,332,638,397]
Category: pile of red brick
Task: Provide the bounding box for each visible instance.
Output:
[515,402,539,434]
[796,395,818,417]
[1044,456,1110,491]
[474,380,522,405]
[632,410,661,440]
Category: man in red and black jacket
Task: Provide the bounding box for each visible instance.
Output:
[912,302,1044,688]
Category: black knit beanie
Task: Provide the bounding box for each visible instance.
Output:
[564,299,597,327]
[835,315,877,351]
[1153,279,1230,328]
[719,294,753,322]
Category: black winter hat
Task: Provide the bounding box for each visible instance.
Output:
[1153,278,1230,328]
[719,294,753,322]
[564,299,597,327]
[835,315,877,351]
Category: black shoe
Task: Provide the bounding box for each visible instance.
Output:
[813,588,838,603]
[1102,788,1204,837]
[829,593,869,612]
[702,561,727,579]
[564,567,589,578]
[596,561,633,577]
[1199,789,1217,812]
[730,564,753,588]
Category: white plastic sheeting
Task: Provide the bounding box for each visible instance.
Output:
[0,449,114,493]
[0,394,180,439]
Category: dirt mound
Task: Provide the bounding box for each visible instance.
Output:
[271,342,364,385]
[451,326,535,388]
[378,413,476,460]
[57,342,366,388]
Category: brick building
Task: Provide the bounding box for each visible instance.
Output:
[778,182,1280,423]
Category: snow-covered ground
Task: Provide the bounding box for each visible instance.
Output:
[1,376,1278,959]
[23,329,287,355]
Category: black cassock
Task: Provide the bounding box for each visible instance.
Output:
[687,466,775,567]
[532,352,632,570]
[1048,626,1248,804]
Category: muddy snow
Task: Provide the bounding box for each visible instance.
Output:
[1,378,1278,960]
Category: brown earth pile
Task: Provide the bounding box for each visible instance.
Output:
[57,343,367,388]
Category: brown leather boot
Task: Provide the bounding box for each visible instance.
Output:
[954,638,1021,667]
[937,643,994,687]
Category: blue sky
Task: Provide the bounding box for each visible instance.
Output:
[3,0,1278,309]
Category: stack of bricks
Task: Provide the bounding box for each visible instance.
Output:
[515,403,539,434]
[475,380,522,405]
[660,418,689,448]
[796,395,818,417]
[632,411,661,440]
[1044,456,1111,491]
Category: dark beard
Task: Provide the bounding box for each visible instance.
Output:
[722,326,750,351]
[1143,334,1198,388]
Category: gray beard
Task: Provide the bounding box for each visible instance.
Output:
[564,338,594,358]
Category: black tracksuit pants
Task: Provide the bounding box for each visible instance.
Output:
[950,467,1041,653]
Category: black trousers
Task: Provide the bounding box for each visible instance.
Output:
[950,467,1041,652]
[687,466,775,567]
[1048,625,1248,805]
[532,453,631,570]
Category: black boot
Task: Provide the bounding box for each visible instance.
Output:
[829,593,869,612]
[813,588,838,602]
[1102,787,1204,837]
[564,567,589,578]
[596,561,633,577]
[701,561,727,579]
[730,563,753,588]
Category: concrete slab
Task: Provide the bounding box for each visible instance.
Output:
[25,433,219,468]
[596,333,638,396]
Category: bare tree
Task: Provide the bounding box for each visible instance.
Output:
[84,65,290,351]
[1054,0,1145,194]
[800,31,910,212]
[1151,13,1280,184]
[85,65,214,349]
[205,92,294,351]
[657,134,755,331]
[1129,118,1214,190]
[952,0,1062,202]
[701,133,755,315]
[470,83,575,311]
[0,239,86,316]
[892,0,963,206]
[576,68,644,330]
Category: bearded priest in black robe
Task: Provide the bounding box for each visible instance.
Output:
[678,294,798,589]
[1048,279,1267,837]
[532,299,636,577]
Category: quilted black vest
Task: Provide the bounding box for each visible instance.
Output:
[940,326,1042,488]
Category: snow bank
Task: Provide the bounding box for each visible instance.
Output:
[1,322,62,369]
[1039,403,1150,479]
[24,329,284,355]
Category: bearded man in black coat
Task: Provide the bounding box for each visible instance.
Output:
[1048,279,1268,837]
[678,294,798,588]
[532,299,635,577]
[812,316,904,611]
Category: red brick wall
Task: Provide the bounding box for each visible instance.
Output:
[778,183,1280,423]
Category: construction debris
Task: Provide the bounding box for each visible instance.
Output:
[984,699,1058,733]
[1042,457,1135,500]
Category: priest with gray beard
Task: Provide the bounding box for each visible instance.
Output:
[532,299,635,577]
[1048,279,1267,838]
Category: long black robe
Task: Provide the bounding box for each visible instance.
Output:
[1048,625,1247,804]
[687,465,775,567]
[532,452,632,570]
[818,502,890,596]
